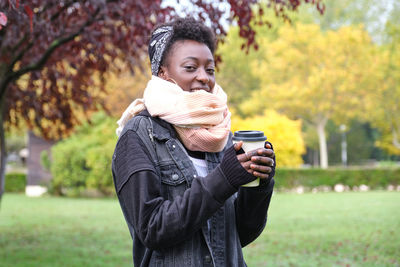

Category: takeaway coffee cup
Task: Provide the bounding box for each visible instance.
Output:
[232,130,267,187]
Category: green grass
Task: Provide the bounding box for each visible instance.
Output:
[1,192,399,267]
[243,192,400,267]
[0,195,132,267]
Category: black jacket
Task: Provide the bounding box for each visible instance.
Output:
[112,110,275,266]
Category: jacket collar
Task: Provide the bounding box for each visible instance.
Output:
[138,109,177,141]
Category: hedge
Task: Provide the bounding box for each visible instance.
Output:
[5,173,26,192]
[6,168,398,196]
[275,168,400,190]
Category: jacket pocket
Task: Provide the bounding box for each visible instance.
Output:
[159,163,187,200]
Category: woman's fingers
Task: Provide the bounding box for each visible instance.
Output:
[240,158,273,177]
[241,161,253,174]
[252,171,269,179]
[251,155,274,166]
[236,145,275,178]
[250,164,272,174]
[245,149,274,165]
[257,148,274,158]
[236,151,250,163]
[235,144,275,178]
[237,148,274,165]
[245,148,274,158]
[233,141,243,152]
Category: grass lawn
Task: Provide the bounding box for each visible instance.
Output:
[1,192,399,267]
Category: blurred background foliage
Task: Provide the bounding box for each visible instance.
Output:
[218,0,400,168]
[5,0,400,195]
[41,112,117,197]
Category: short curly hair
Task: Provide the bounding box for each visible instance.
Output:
[152,17,216,69]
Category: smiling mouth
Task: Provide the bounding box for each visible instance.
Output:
[190,87,210,92]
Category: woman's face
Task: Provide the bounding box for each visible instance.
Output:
[159,40,215,92]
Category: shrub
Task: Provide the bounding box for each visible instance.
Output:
[46,112,117,197]
[231,109,305,167]
[275,168,400,190]
[5,173,26,192]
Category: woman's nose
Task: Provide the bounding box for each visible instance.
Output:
[196,68,209,84]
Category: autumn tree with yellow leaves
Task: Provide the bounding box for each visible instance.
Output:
[363,22,400,156]
[103,63,151,118]
[241,23,378,168]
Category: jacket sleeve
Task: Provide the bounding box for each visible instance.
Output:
[233,139,276,247]
[235,178,274,247]
[113,130,255,250]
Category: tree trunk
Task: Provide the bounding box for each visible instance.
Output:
[313,149,319,167]
[0,94,6,207]
[393,128,400,150]
[316,118,328,169]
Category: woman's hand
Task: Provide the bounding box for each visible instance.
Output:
[234,141,275,179]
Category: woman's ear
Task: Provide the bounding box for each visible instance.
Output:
[158,66,177,85]
[158,67,168,80]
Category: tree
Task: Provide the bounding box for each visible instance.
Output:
[364,20,400,155]
[0,0,324,202]
[241,23,377,168]
[103,61,151,118]
[326,120,376,165]
[217,7,316,114]
[300,0,400,162]
[216,26,262,114]
[307,0,395,43]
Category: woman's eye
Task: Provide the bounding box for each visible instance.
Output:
[184,66,196,71]
[207,68,215,74]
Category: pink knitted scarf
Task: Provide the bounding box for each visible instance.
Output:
[116,76,231,152]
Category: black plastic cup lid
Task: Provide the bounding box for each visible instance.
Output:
[232,130,267,141]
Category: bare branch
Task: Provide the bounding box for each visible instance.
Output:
[8,40,33,74]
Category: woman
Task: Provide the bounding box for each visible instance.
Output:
[112,17,275,267]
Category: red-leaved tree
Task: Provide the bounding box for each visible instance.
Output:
[0,0,324,203]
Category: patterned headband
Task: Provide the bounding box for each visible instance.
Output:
[148,26,173,75]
